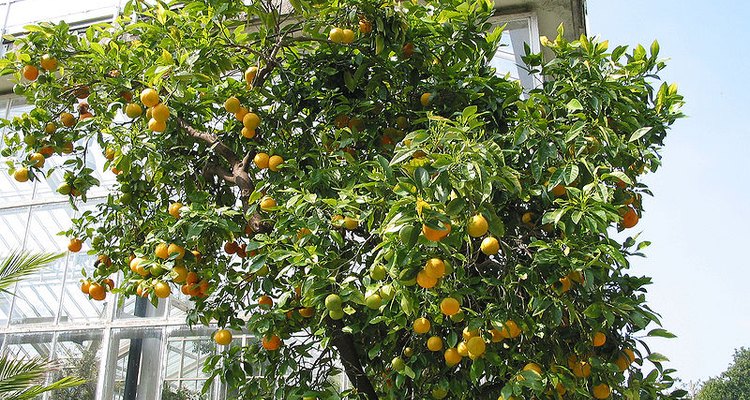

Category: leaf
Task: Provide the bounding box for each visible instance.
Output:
[647,328,676,339]
[629,127,652,142]
[647,352,670,363]
[566,99,583,112]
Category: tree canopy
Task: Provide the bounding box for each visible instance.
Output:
[696,348,750,400]
[0,0,686,399]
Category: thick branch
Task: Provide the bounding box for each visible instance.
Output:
[177,117,239,165]
[202,163,236,184]
[330,328,378,400]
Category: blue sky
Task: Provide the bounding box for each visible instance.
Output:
[588,0,750,384]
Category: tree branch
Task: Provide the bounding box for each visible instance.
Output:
[202,163,236,185]
[177,117,239,165]
[329,325,378,400]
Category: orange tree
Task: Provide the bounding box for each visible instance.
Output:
[0,0,686,399]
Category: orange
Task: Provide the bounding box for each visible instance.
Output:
[621,207,639,228]
[413,317,431,334]
[29,153,45,168]
[343,217,358,230]
[235,107,248,121]
[490,328,503,343]
[467,214,489,237]
[214,329,232,345]
[359,19,372,34]
[480,236,500,255]
[416,270,437,289]
[592,383,611,399]
[140,88,160,107]
[80,281,90,294]
[420,92,431,107]
[593,332,606,347]
[457,341,469,357]
[258,295,273,308]
[427,336,443,352]
[557,276,572,293]
[260,196,276,211]
[129,257,143,273]
[186,271,199,285]
[439,297,460,316]
[151,103,170,122]
[22,65,39,81]
[155,243,169,259]
[568,355,591,378]
[44,122,57,134]
[153,281,171,298]
[262,335,282,351]
[466,337,486,358]
[148,118,166,132]
[241,127,256,139]
[422,222,451,242]
[243,112,260,130]
[521,212,534,225]
[169,202,183,218]
[402,42,414,58]
[444,348,462,366]
[341,29,355,44]
[60,112,76,127]
[224,96,240,113]
[523,362,542,375]
[334,114,349,128]
[168,243,185,259]
[268,155,283,171]
[328,27,344,43]
[462,327,479,342]
[68,238,83,252]
[500,320,521,339]
[102,278,115,290]
[88,283,106,301]
[40,54,58,71]
[172,265,188,283]
[551,184,567,197]
[244,66,258,85]
[424,258,445,279]
[254,152,270,169]
[299,307,314,318]
[13,168,29,182]
[297,227,312,240]
[104,147,116,160]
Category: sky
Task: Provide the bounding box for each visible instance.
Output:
[587,0,750,385]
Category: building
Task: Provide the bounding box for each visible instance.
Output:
[0,1,586,399]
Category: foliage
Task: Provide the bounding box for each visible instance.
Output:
[50,340,101,400]
[0,251,85,399]
[162,383,207,400]
[0,0,685,399]
[696,348,750,400]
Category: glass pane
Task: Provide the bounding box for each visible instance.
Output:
[105,328,164,400]
[5,0,120,34]
[0,206,28,255]
[489,17,541,91]
[58,250,110,323]
[4,331,54,359]
[163,326,216,400]
[50,330,103,400]
[117,295,166,319]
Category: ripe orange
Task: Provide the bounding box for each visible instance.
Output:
[413,317,431,334]
[241,127,256,139]
[467,214,488,237]
[148,118,166,132]
[342,217,358,230]
[80,281,90,294]
[254,152,270,169]
[214,329,232,345]
[440,297,460,316]
[153,281,171,298]
[402,42,415,58]
[359,19,372,34]
[29,153,45,168]
[422,222,451,242]
[341,29,355,44]
[466,337,486,358]
[186,271,199,285]
[40,54,58,71]
[568,355,592,378]
[44,122,57,134]
[480,236,500,255]
[593,332,606,347]
[140,88,160,107]
[268,155,283,171]
[22,65,39,81]
[592,383,611,399]
[416,270,437,289]
[420,92,431,107]
[151,103,170,122]
[551,184,567,197]
[444,348,462,366]
[155,243,169,259]
[490,328,503,343]
[224,241,238,254]
[500,320,521,339]
[172,265,188,283]
[224,96,240,113]
[457,341,469,357]
[427,336,443,352]
[167,243,185,259]
[60,112,76,127]
[260,196,276,211]
[68,238,83,252]
[424,258,445,279]
[168,202,183,218]
[104,147,116,160]
[262,335,282,351]
[462,327,479,342]
[235,106,248,121]
[621,207,639,228]
[258,295,273,309]
[557,276,572,293]
[329,27,344,43]
[523,362,542,375]
[521,212,534,225]
[244,66,258,86]
[299,307,314,318]
[334,114,349,128]
[13,168,29,182]
[88,283,106,301]
[102,278,115,290]
[243,112,260,130]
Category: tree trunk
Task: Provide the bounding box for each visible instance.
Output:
[331,330,378,400]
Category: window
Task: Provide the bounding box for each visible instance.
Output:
[489,13,542,92]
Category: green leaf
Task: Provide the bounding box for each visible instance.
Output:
[647,328,676,339]
[566,99,583,112]
[629,127,652,142]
